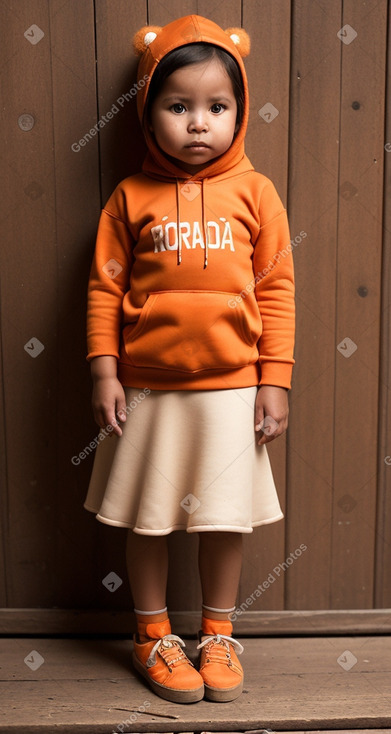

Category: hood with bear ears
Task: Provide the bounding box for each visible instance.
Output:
[133,15,251,180]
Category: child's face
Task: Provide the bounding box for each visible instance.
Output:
[149,57,238,174]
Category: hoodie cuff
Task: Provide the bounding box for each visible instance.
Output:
[259,360,294,390]
[86,350,120,363]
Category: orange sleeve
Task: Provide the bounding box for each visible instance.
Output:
[86,209,133,362]
[252,182,295,389]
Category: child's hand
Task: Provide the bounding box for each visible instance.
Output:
[91,376,127,437]
[254,385,289,445]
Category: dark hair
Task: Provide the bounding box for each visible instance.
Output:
[146,43,245,128]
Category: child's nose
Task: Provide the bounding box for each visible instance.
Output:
[188,111,208,133]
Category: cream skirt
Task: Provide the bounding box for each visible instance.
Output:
[83,386,283,535]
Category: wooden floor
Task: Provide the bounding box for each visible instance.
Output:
[1,635,391,733]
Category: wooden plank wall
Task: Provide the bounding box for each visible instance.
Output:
[0,0,390,627]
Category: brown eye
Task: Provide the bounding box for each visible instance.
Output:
[171,103,186,114]
[211,103,225,114]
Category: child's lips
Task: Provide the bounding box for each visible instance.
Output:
[186,142,210,149]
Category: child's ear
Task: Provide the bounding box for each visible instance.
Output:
[133,26,162,55]
[224,27,250,57]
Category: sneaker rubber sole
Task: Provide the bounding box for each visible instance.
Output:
[203,677,243,702]
[131,650,204,704]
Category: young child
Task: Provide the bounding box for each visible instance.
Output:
[84,14,295,704]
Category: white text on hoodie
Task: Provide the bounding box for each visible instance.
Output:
[151,220,235,252]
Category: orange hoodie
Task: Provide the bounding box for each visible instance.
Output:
[86,15,295,390]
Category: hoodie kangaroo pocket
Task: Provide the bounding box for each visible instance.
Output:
[123,290,262,373]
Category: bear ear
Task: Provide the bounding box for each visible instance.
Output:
[133,25,162,55]
[225,27,250,57]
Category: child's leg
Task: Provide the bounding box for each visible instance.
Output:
[198,531,243,613]
[126,529,204,703]
[197,531,244,702]
[126,530,168,610]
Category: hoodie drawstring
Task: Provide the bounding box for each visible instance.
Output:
[176,179,208,268]
[175,180,182,265]
[201,180,208,269]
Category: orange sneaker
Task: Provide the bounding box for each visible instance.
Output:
[132,619,204,703]
[197,618,244,702]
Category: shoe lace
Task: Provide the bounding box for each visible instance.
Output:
[196,633,244,661]
[146,634,192,669]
